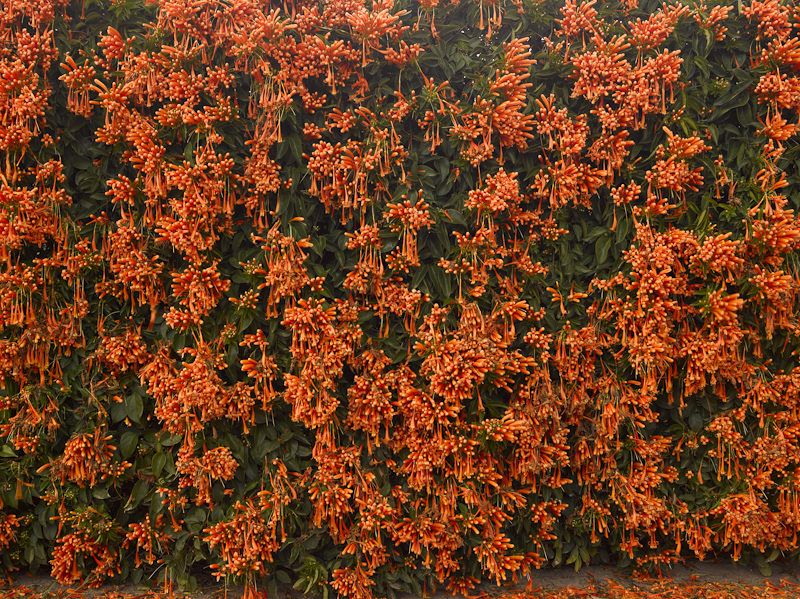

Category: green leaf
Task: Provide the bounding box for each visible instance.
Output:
[616,215,629,245]
[287,134,303,165]
[125,393,144,424]
[159,432,183,447]
[755,556,772,577]
[595,235,612,265]
[92,487,110,500]
[765,548,780,562]
[110,400,127,423]
[689,413,703,431]
[444,209,467,226]
[152,452,167,478]
[585,226,608,242]
[126,480,149,512]
[120,432,139,459]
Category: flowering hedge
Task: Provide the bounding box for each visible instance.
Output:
[1,0,800,595]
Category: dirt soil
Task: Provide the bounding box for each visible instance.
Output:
[3,559,799,599]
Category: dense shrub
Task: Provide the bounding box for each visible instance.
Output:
[1,0,800,596]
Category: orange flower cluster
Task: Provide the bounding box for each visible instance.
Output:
[0,384,59,453]
[0,513,20,551]
[2,0,800,594]
[203,460,300,596]
[176,444,238,507]
[50,530,120,587]
[49,508,121,587]
[124,514,172,567]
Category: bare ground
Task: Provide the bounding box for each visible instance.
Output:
[4,558,800,599]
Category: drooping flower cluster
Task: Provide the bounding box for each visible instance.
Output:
[1,0,800,594]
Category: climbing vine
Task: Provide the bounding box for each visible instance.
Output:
[1,0,800,596]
